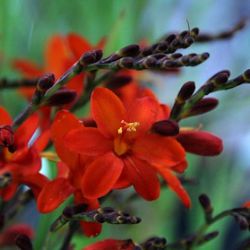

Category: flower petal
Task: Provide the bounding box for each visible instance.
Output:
[159,168,191,208]
[177,130,223,156]
[66,127,112,156]
[84,239,135,250]
[127,97,158,135]
[123,156,160,200]
[0,107,12,125]
[12,59,42,77]
[133,133,186,168]
[67,33,92,58]
[82,153,124,199]
[14,114,39,148]
[37,178,75,213]
[91,87,126,137]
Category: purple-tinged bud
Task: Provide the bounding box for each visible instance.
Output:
[199,194,213,214]
[15,234,33,250]
[37,73,55,92]
[105,75,132,89]
[117,57,134,69]
[80,49,103,66]
[141,46,154,56]
[143,56,157,68]
[118,44,140,57]
[151,120,179,136]
[165,34,176,43]
[208,70,230,84]
[47,89,77,106]
[234,214,249,230]
[243,69,250,81]
[191,27,199,37]
[177,81,196,101]
[156,42,168,52]
[189,97,219,116]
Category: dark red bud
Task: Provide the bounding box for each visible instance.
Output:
[81,118,97,127]
[199,194,212,212]
[47,89,77,106]
[15,234,33,250]
[0,125,14,149]
[118,44,140,57]
[243,69,250,81]
[37,73,55,92]
[151,120,179,136]
[208,70,230,83]
[80,49,103,65]
[189,97,218,116]
[105,75,132,89]
[177,130,223,156]
[177,81,196,101]
[118,57,134,68]
[63,204,87,218]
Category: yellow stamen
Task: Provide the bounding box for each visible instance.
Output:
[117,120,140,135]
[40,151,60,162]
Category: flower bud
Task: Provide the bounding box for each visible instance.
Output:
[117,57,134,69]
[15,234,33,250]
[151,120,179,136]
[47,89,77,106]
[188,97,218,116]
[36,73,55,92]
[118,44,140,57]
[177,81,196,101]
[80,49,103,65]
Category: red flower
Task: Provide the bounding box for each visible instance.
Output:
[0,107,48,201]
[83,239,135,250]
[65,87,190,207]
[37,111,101,236]
[12,33,105,100]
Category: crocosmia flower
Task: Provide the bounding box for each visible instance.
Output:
[65,87,190,207]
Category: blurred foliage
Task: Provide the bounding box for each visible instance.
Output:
[1,0,250,250]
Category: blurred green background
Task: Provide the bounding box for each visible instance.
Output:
[1,0,250,249]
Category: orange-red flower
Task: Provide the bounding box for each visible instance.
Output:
[12,33,105,100]
[37,111,101,236]
[0,107,48,201]
[65,87,190,207]
[83,239,135,250]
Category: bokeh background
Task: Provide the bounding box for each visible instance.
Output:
[1,0,250,249]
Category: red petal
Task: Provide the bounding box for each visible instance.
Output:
[44,35,69,77]
[123,156,160,200]
[159,169,191,208]
[95,37,106,50]
[21,173,49,199]
[67,33,92,58]
[0,183,18,201]
[243,201,250,208]
[82,153,124,199]
[133,133,186,168]
[177,130,223,156]
[127,97,158,136]
[91,87,126,137]
[84,239,135,250]
[51,110,82,169]
[0,107,12,124]
[14,114,39,148]
[37,178,74,213]
[66,127,112,156]
[12,59,42,77]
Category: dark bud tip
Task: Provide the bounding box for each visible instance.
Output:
[152,120,179,136]
[177,81,196,101]
[203,231,219,242]
[37,73,55,92]
[119,44,140,57]
[15,234,33,250]
[201,52,210,60]
[63,204,87,218]
[143,56,157,68]
[105,75,132,89]
[209,70,230,84]
[118,57,134,68]
[199,194,213,213]
[80,49,103,65]
[190,97,219,116]
[47,89,77,106]
[165,33,176,43]
[191,27,199,37]
[243,69,250,81]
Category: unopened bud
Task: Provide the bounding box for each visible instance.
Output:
[189,97,218,116]
[36,73,55,92]
[80,49,103,65]
[15,234,33,250]
[199,194,213,215]
[118,44,140,57]
[105,75,132,89]
[177,81,196,101]
[117,57,134,68]
[151,120,179,136]
[243,69,250,81]
[47,89,77,106]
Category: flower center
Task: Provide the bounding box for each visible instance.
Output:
[117,120,140,135]
[114,120,140,156]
